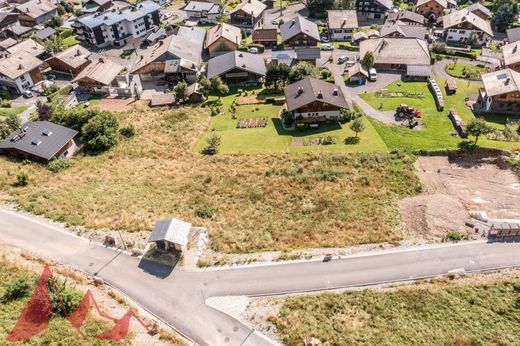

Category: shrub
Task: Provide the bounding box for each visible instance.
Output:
[0,99,11,107]
[119,124,137,138]
[1,276,32,302]
[47,278,82,317]
[81,111,119,154]
[206,133,222,147]
[195,205,214,218]
[47,158,74,172]
[446,231,462,241]
[15,170,29,187]
[0,90,10,100]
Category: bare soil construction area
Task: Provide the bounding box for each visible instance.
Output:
[400,153,520,240]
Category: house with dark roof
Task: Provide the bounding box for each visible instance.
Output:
[386,10,424,25]
[0,121,78,163]
[356,0,392,22]
[46,45,92,75]
[327,10,358,41]
[34,26,56,40]
[230,0,266,28]
[280,16,320,49]
[252,16,277,47]
[82,0,113,13]
[206,23,242,57]
[478,68,520,113]
[0,51,44,93]
[207,50,266,84]
[14,0,57,26]
[73,1,161,48]
[283,77,350,123]
[441,8,493,45]
[4,23,32,39]
[465,2,491,20]
[0,13,19,35]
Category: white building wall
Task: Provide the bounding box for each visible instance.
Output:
[331,29,353,41]
[445,28,488,44]
[294,110,341,120]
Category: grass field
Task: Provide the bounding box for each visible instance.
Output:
[360,78,520,151]
[0,260,123,345]
[271,272,520,345]
[445,63,489,80]
[0,106,28,118]
[0,103,420,253]
[194,88,387,154]
[63,36,80,48]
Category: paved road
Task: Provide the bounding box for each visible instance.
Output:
[1,208,520,345]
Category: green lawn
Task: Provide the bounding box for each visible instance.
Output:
[360,78,520,151]
[195,87,387,154]
[0,106,28,118]
[62,36,80,48]
[445,63,489,80]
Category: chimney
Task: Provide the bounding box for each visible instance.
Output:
[140,54,144,61]
[514,45,518,54]
[98,56,104,63]
[333,88,338,96]
[18,63,23,70]
[297,86,303,95]
[238,53,243,57]
[76,48,81,56]
[317,90,323,99]
[505,77,510,85]
[342,18,346,27]
[290,19,295,28]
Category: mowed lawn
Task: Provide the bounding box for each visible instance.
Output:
[0,106,28,117]
[361,78,520,151]
[271,273,520,345]
[194,87,387,154]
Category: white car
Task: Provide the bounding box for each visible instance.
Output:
[271,19,279,25]
[369,68,377,81]
[338,55,348,64]
[321,36,329,42]
[248,47,258,54]
[22,90,33,98]
[321,43,333,50]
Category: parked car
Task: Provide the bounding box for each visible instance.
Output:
[203,146,218,155]
[248,47,258,54]
[345,60,355,67]
[271,19,279,25]
[323,254,333,262]
[338,55,348,63]
[369,67,377,81]
[46,74,56,81]
[321,36,329,42]
[321,43,333,50]
[22,90,33,98]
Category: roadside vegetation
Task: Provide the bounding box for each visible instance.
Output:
[0,102,420,253]
[270,271,520,345]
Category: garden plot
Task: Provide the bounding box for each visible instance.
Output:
[400,153,520,239]
[236,117,268,128]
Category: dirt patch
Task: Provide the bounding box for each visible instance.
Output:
[400,154,520,240]
[236,96,266,105]
[95,97,135,112]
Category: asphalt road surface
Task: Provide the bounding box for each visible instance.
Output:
[1,208,520,345]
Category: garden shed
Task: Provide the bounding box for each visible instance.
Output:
[148,218,192,252]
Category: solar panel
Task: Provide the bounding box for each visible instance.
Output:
[497,73,509,80]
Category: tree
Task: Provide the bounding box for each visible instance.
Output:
[307,0,334,17]
[288,62,319,83]
[465,32,479,48]
[210,77,229,99]
[198,77,212,97]
[174,81,189,103]
[466,118,493,145]
[36,100,53,121]
[350,117,365,138]
[265,63,290,91]
[334,0,356,9]
[44,34,64,55]
[206,133,222,147]
[361,51,375,69]
[319,67,332,80]
[492,0,518,32]
[0,114,21,139]
[81,111,119,154]
[44,15,63,28]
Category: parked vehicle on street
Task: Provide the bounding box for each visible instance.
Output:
[321,43,333,50]
[369,68,377,81]
[321,36,329,42]
[338,55,348,63]
[22,90,33,98]
[248,47,258,54]
[46,74,56,81]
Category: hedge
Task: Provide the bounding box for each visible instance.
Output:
[47,85,73,101]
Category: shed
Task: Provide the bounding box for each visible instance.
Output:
[348,63,368,83]
[149,93,175,107]
[148,218,192,252]
[445,79,457,95]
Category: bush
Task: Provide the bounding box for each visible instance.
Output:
[0,90,10,100]
[47,158,74,172]
[15,170,29,187]
[1,276,32,302]
[0,99,11,107]
[446,231,462,241]
[195,205,214,218]
[81,112,119,154]
[206,133,222,147]
[119,124,137,138]
[47,278,82,317]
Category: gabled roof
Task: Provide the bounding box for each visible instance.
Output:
[206,23,242,48]
[183,1,220,13]
[295,47,321,60]
[76,1,160,28]
[0,121,78,161]
[416,0,447,9]
[360,38,430,65]
[326,10,358,29]
[502,41,520,67]
[386,10,425,24]
[148,218,191,246]
[280,15,320,43]
[507,27,520,43]
[0,38,17,50]
[0,52,44,79]
[35,26,56,40]
[482,68,520,97]
[15,0,57,19]
[348,62,368,77]
[380,21,427,39]
[230,0,266,18]
[8,24,32,36]
[375,0,392,10]
[0,12,18,27]
[207,50,266,79]
[48,45,92,69]
[442,8,492,36]
[465,2,491,17]
[252,27,277,42]
[353,31,368,42]
[284,77,350,112]
[72,56,124,85]
[7,38,45,56]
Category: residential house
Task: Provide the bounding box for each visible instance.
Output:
[502,41,520,72]
[380,20,427,39]
[206,23,242,57]
[465,2,491,21]
[0,12,19,36]
[148,218,192,253]
[7,38,45,58]
[145,27,166,44]
[506,27,520,43]
[478,68,520,113]
[0,121,78,163]
[230,0,266,28]
[386,10,424,25]
[14,0,57,26]
[359,38,431,78]
[416,0,447,20]
[0,51,44,93]
[283,77,350,123]
[356,0,392,22]
[207,50,266,84]
[280,16,320,49]
[294,47,321,65]
[34,26,56,40]
[46,45,92,75]
[252,17,277,47]
[82,0,113,13]
[327,10,358,41]
[131,26,205,83]
[348,63,369,84]
[441,8,492,45]
[73,1,161,48]
[366,29,380,38]
[0,38,17,58]
[3,23,32,39]
[183,1,221,24]
[353,31,369,42]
